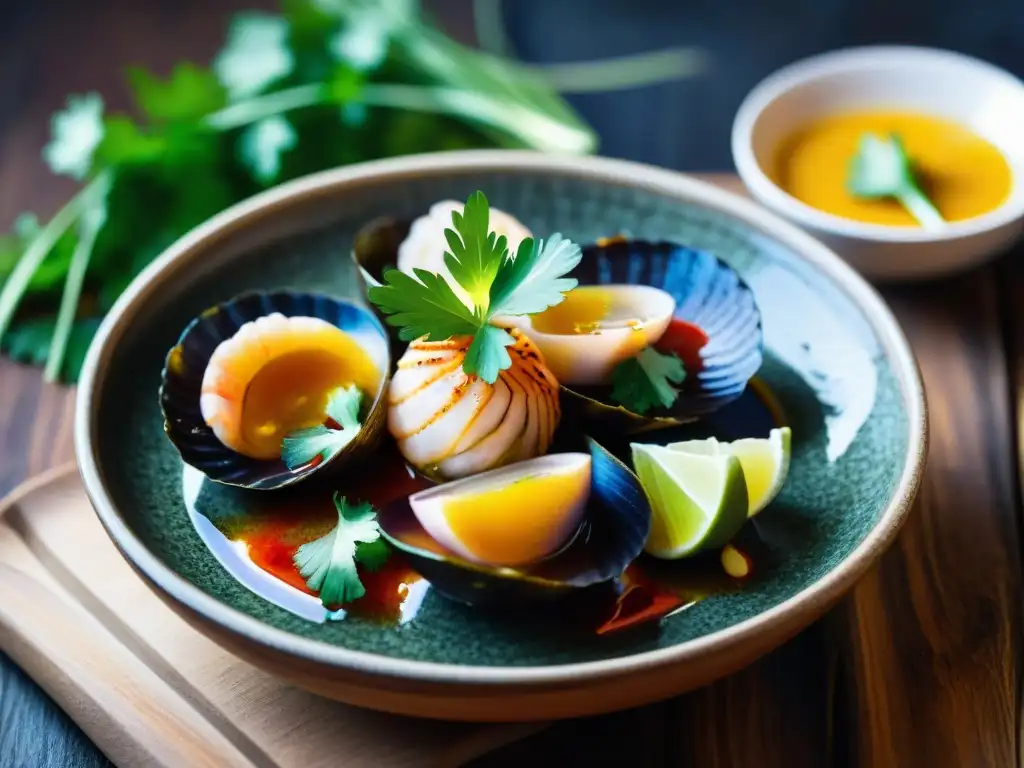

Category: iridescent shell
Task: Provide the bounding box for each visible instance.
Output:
[561,238,763,432]
[377,438,651,606]
[159,291,391,490]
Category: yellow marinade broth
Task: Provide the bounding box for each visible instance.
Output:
[769,109,1013,226]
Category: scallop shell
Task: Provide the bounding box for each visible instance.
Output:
[562,238,763,432]
[378,437,651,606]
[159,291,391,491]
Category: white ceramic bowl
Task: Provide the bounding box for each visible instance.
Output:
[732,46,1024,281]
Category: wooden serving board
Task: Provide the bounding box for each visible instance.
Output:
[0,465,546,767]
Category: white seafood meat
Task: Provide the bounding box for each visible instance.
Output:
[506,284,677,386]
[388,328,560,480]
[408,453,592,567]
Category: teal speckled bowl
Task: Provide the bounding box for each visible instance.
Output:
[74,151,927,722]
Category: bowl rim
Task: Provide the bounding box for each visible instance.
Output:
[75,148,928,688]
[732,44,1024,244]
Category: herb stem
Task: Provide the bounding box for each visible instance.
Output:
[203,79,596,154]
[899,183,945,229]
[359,83,596,154]
[44,174,111,382]
[203,83,326,131]
[525,47,708,93]
[0,171,111,348]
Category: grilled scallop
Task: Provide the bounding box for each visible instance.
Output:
[387,328,560,480]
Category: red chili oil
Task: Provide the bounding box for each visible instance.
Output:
[655,317,710,372]
[211,387,772,635]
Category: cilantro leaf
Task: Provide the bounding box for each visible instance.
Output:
[281,385,363,469]
[94,116,167,167]
[488,233,581,317]
[281,0,337,40]
[365,190,587,384]
[354,538,390,572]
[43,93,105,180]
[847,132,944,228]
[326,384,362,429]
[610,347,687,414]
[13,213,39,241]
[238,115,297,183]
[293,494,388,605]
[464,323,515,382]
[213,12,295,100]
[128,63,226,123]
[329,11,390,72]
[367,267,480,342]
[442,190,507,308]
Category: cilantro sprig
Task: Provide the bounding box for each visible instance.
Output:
[847,132,944,228]
[281,384,363,470]
[294,494,389,606]
[610,347,687,414]
[367,190,583,383]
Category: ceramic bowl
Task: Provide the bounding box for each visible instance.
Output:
[732,45,1024,281]
[75,150,926,722]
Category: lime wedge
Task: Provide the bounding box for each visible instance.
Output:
[630,443,749,559]
[668,426,791,517]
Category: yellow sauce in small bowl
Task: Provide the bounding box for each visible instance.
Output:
[769,110,1013,227]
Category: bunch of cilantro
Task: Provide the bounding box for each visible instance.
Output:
[0,0,703,383]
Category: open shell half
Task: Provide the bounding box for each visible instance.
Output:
[159,291,391,490]
[377,437,651,606]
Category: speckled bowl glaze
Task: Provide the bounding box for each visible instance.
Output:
[75,151,927,723]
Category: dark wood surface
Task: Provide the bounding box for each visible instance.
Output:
[2,2,1022,767]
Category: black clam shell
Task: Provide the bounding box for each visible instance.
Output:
[562,238,764,432]
[377,437,651,607]
[159,290,391,491]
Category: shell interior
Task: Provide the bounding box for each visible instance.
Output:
[351,216,410,292]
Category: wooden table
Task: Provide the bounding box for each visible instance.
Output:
[2,3,1022,766]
